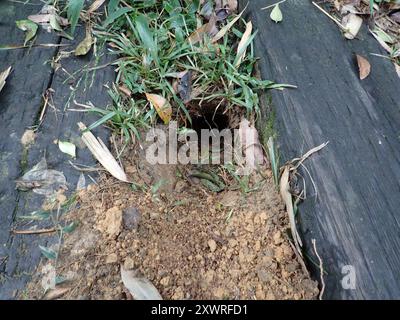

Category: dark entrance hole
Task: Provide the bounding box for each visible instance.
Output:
[189,110,230,135]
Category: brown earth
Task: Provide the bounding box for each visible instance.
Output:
[23,139,319,300]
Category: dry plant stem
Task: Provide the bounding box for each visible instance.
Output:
[312,238,325,300]
[12,228,57,235]
[261,0,287,10]
[312,1,346,30]
[39,91,49,123]
[290,141,329,171]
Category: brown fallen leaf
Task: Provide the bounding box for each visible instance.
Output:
[356,54,371,80]
[75,28,93,56]
[145,93,172,124]
[0,66,12,93]
[78,122,129,182]
[188,14,218,45]
[118,84,132,97]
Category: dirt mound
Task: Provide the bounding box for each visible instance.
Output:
[24,143,318,300]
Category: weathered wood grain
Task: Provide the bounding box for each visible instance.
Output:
[245,0,400,299]
[0,1,113,299]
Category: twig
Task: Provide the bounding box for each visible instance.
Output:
[290,141,329,171]
[12,228,57,235]
[312,239,325,300]
[261,0,287,10]
[0,43,69,51]
[312,1,346,30]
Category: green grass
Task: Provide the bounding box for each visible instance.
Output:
[84,0,292,142]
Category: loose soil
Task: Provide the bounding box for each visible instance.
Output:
[23,134,319,300]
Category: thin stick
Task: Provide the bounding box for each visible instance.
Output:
[39,91,50,123]
[12,228,57,235]
[312,1,346,30]
[261,0,287,10]
[290,141,329,171]
[312,238,325,300]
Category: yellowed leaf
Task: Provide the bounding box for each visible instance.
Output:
[356,54,370,80]
[145,93,172,124]
[75,28,93,56]
[235,21,252,67]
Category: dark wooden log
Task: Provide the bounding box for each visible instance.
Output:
[245,0,400,299]
[0,1,113,299]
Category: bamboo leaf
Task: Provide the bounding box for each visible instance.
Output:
[67,0,85,35]
[16,20,38,45]
[145,93,172,124]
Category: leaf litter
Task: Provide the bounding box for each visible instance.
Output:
[325,0,400,75]
[15,158,67,197]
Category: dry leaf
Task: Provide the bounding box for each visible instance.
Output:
[88,0,106,13]
[78,122,129,182]
[177,71,192,103]
[212,9,244,43]
[76,173,86,191]
[75,28,93,56]
[235,21,252,67]
[0,66,12,93]
[145,93,172,124]
[188,14,218,45]
[356,54,370,80]
[21,129,36,146]
[15,158,67,197]
[118,84,132,97]
[280,166,303,255]
[342,13,363,39]
[28,14,53,24]
[121,267,162,300]
[28,14,69,27]
[226,0,238,12]
[44,287,70,300]
[237,119,265,174]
